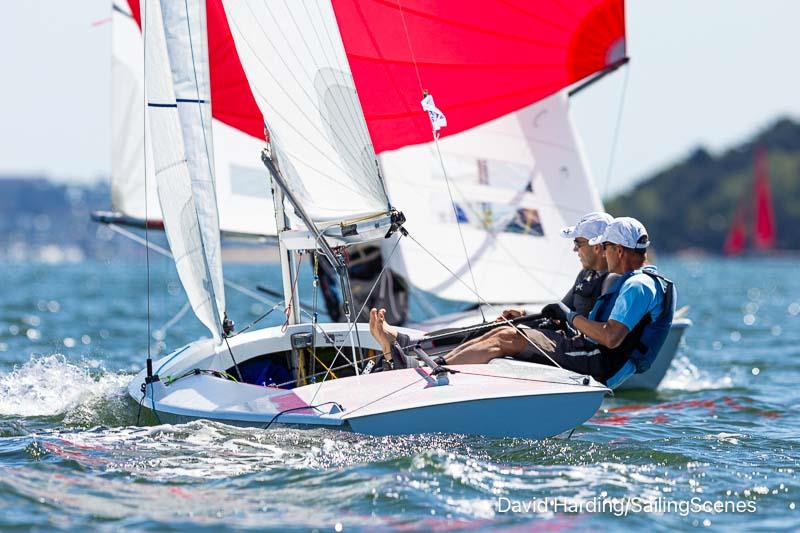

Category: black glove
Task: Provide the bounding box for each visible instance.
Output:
[541,302,577,327]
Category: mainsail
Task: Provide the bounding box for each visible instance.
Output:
[143,0,225,340]
[724,205,746,256]
[111,0,158,223]
[723,147,777,255]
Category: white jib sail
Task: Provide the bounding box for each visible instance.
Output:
[220,0,391,228]
[143,0,225,340]
[111,2,277,239]
[381,91,603,304]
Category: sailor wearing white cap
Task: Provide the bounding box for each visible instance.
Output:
[558,211,614,317]
[536,217,676,387]
[368,213,616,374]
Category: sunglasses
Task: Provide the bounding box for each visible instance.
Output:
[602,242,618,250]
[573,239,589,248]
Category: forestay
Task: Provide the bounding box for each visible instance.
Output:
[143,0,225,340]
[381,91,602,304]
[112,0,277,240]
[220,0,391,227]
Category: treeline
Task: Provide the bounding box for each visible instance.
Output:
[606,118,800,253]
[0,177,140,260]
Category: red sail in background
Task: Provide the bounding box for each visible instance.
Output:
[126,0,264,141]
[331,0,626,154]
[723,205,746,256]
[752,148,776,250]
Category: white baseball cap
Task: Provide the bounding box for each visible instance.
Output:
[588,216,650,249]
[561,211,613,240]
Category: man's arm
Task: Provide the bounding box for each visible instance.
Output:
[573,275,654,348]
[572,315,629,349]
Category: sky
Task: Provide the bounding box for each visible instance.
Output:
[1,1,799,197]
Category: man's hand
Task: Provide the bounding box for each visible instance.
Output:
[541,302,577,327]
[496,308,525,322]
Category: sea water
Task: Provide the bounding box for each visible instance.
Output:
[0,256,798,530]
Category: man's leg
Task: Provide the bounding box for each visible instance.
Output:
[369,308,401,358]
[444,326,528,365]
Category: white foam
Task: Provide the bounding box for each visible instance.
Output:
[0,354,128,417]
[660,355,736,392]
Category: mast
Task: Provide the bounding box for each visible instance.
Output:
[267,148,303,382]
[261,142,365,379]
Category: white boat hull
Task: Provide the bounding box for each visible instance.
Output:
[129,323,608,439]
[616,317,691,390]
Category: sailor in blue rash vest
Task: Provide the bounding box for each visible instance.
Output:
[524,217,676,385]
[369,215,676,387]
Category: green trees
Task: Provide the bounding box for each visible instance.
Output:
[606,118,800,253]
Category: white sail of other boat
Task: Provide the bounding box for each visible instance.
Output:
[111,0,158,223]
[109,0,277,241]
[143,0,225,340]
[381,90,603,304]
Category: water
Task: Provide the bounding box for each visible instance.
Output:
[0,256,798,530]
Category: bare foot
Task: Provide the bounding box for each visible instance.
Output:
[369,307,397,356]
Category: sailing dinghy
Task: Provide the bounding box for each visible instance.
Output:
[116,0,640,439]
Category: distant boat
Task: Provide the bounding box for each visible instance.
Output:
[724,148,777,255]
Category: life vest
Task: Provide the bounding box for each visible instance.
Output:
[566,269,609,317]
[588,269,676,373]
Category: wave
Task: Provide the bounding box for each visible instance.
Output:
[659,354,738,392]
[0,354,131,425]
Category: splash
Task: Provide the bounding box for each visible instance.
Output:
[659,355,736,391]
[0,354,129,422]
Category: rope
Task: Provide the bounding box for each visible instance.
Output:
[308,235,405,403]
[263,401,343,431]
[233,301,285,336]
[395,1,486,321]
[396,0,424,92]
[223,335,244,382]
[404,232,564,370]
[107,224,279,307]
[454,369,605,390]
[281,252,305,332]
[142,0,153,376]
[432,136,487,322]
[602,64,630,200]
[310,252,320,379]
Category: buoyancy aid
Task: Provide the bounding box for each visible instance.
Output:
[565,269,609,317]
[588,269,676,373]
